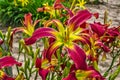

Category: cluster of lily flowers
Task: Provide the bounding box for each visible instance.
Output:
[0,0,120,80]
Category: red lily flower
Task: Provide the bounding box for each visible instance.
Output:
[25,10,92,70]
[23,13,40,36]
[87,66,105,80]
[83,35,110,71]
[37,0,64,12]
[36,57,58,80]
[67,44,87,70]
[107,27,119,36]
[96,40,110,52]
[37,0,64,18]
[35,58,49,80]
[68,10,92,31]
[63,64,105,80]
[90,22,119,43]
[75,66,105,80]
[0,56,21,80]
[53,0,64,9]
[14,13,40,36]
[37,0,74,18]
[90,22,106,37]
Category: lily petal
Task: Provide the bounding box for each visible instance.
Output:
[33,20,40,27]
[45,41,62,61]
[66,43,87,70]
[75,66,105,80]
[44,19,64,33]
[39,68,49,80]
[54,0,64,9]
[107,27,119,36]
[64,8,74,17]
[90,22,105,37]
[25,27,55,45]
[87,66,105,80]
[37,7,45,12]
[95,40,110,52]
[24,13,32,27]
[0,56,21,69]
[93,13,99,19]
[35,58,41,69]
[35,58,49,80]
[9,28,20,49]
[68,10,92,31]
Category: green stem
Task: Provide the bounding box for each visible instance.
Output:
[109,65,120,80]
[24,53,29,80]
[16,52,20,74]
[51,72,54,80]
[103,55,117,77]
[104,50,120,77]
[28,63,34,80]
[34,71,38,80]
[70,0,76,10]
[16,66,19,74]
